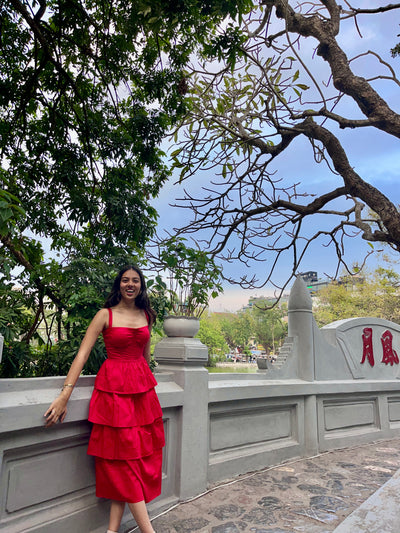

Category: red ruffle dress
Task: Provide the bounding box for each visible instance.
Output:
[87,308,165,503]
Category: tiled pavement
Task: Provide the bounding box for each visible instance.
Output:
[137,438,400,533]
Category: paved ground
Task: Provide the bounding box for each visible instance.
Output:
[136,438,400,533]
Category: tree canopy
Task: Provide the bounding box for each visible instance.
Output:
[0,0,252,376]
[171,0,400,297]
[251,301,287,353]
[196,315,229,365]
[219,310,253,350]
[1,0,251,286]
[314,265,400,326]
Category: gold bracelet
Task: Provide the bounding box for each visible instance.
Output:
[61,383,74,390]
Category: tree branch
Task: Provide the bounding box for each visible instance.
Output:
[275,0,400,137]
[297,118,400,249]
[0,234,64,308]
[341,2,400,17]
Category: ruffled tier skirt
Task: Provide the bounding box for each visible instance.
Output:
[87,358,165,503]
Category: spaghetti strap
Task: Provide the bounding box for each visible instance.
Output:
[107,308,113,328]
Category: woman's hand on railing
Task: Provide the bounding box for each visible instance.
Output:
[44,395,68,427]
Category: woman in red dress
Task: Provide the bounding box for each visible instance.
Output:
[45,265,165,533]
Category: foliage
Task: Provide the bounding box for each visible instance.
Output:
[0,336,106,378]
[0,342,29,378]
[314,267,400,327]
[196,315,229,365]
[219,310,253,350]
[1,0,253,281]
[0,256,169,377]
[171,1,400,299]
[147,277,170,334]
[199,302,288,365]
[148,357,158,373]
[0,0,252,376]
[391,41,400,57]
[150,237,223,317]
[251,301,287,353]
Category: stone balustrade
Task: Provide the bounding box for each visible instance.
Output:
[1,277,400,532]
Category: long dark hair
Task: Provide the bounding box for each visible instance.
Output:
[104,265,156,325]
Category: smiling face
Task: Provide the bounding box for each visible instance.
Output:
[119,268,142,302]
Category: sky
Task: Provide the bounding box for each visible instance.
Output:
[151,3,400,312]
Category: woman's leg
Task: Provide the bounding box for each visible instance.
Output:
[108,500,125,532]
[127,500,155,533]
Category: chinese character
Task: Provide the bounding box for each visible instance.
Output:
[361,327,374,366]
[381,330,399,366]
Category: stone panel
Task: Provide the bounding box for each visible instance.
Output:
[321,318,400,381]
[324,399,377,432]
[4,438,94,513]
[388,396,400,428]
[210,406,294,452]
[318,393,396,452]
[208,399,302,484]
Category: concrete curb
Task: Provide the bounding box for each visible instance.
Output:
[332,468,400,533]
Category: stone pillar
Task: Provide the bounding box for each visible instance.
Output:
[288,276,315,381]
[154,332,209,499]
[304,394,319,455]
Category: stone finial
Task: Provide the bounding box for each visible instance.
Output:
[288,275,312,311]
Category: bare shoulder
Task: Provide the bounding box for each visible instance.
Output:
[96,308,109,318]
[90,308,109,330]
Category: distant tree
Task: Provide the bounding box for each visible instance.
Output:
[251,302,287,353]
[171,1,400,298]
[314,267,400,326]
[219,310,253,350]
[197,315,229,366]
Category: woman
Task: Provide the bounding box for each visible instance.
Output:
[45,265,165,533]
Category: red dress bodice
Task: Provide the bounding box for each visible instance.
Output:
[92,309,157,394]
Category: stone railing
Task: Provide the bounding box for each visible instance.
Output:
[1,277,400,532]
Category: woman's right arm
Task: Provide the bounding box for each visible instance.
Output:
[44,308,108,427]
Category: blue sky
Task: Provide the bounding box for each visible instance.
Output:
[151,4,400,312]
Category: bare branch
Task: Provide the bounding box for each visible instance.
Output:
[167,0,400,293]
[341,2,400,17]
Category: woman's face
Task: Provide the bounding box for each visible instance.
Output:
[119,269,142,302]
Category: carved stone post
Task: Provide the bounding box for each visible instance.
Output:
[288,276,315,381]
